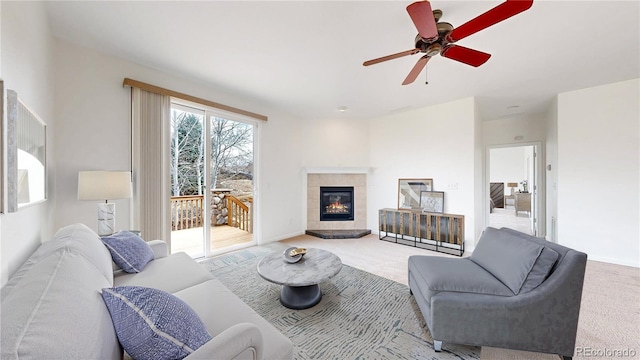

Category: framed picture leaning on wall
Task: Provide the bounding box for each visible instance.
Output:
[398,178,433,210]
[420,191,444,213]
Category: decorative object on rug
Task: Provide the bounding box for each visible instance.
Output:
[398,178,433,210]
[420,190,444,213]
[78,171,132,236]
[201,245,480,359]
[283,247,306,263]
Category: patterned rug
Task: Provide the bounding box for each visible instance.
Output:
[200,244,480,360]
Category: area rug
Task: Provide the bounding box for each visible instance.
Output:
[200,245,480,360]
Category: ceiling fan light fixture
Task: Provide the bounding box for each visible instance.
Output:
[336,106,348,112]
[426,44,441,57]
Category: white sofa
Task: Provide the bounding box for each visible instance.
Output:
[1,223,293,360]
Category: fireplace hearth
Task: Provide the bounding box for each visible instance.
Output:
[320,186,354,221]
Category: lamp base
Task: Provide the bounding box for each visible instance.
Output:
[97,202,115,236]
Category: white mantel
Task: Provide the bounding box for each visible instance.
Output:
[304,167,370,174]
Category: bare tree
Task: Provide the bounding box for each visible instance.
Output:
[170,109,253,196]
[210,117,253,189]
[170,110,204,196]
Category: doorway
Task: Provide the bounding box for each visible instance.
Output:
[169,101,256,258]
[486,143,543,236]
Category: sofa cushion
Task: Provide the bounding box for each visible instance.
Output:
[114,252,214,294]
[174,279,294,360]
[102,231,155,273]
[1,249,121,360]
[470,227,544,294]
[408,256,514,298]
[101,286,212,360]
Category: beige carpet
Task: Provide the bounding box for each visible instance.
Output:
[202,246,480,359]
[280,234,640,359]
[489,207,533,235]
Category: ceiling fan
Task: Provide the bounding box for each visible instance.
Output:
[363,0,533,85]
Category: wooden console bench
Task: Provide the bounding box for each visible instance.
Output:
[378,208,465,256]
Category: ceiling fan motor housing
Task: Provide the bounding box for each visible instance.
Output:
[364,0,535,85]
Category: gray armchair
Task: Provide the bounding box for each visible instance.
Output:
[408,227,587,360]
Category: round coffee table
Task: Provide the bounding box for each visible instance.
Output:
[257,248,342,309]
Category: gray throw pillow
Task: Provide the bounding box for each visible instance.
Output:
[519,246,559,293]
[470,227,543,295]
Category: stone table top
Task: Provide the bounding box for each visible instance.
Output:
[257,248,342,287]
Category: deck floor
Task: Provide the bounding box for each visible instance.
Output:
[171,225,253,257]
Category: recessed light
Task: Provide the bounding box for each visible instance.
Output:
[336,106,348,112]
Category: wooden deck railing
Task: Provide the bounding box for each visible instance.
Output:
[227,195,253,233]
[170,194,252,233]
[171,195,204,230]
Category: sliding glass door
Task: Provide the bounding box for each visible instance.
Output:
[169,101,255,258]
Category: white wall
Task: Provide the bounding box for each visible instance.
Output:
[483,113,548,146]
[558,79,639,267]
[299,117,370,168]
[367,98,480,249]
[545,98,559,241]
[0,1,56,285]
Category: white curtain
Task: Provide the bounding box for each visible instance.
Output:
[130,88,171,243]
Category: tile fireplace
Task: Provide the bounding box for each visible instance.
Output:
[306,171,368,232]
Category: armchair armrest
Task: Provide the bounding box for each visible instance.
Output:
[186,323,264,360]
[147,240,168,259]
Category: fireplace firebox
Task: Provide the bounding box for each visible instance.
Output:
[320,186,354,221]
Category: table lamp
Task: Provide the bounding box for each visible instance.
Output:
[78,171,132,236]
[507,182,518,195]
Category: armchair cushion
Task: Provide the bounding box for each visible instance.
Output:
[520,246,559,293]
[470,227,543,294]
[409,256,514,297]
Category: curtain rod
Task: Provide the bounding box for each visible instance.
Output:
[123,78,268,122]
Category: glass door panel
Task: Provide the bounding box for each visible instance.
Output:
[169,104,206,258]
[208,115,254,253]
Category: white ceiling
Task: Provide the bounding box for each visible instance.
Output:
[44,1,639,121]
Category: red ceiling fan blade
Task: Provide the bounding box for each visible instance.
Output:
[363,49,420,66]
[402,55,430,85]
[447,0,533,42]
[441,45,491,67]
[407,1,438,41]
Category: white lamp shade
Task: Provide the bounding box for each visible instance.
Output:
[78,171,132,201]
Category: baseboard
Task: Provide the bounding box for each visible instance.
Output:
[263,231,305,244]
[587,255,640,268]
